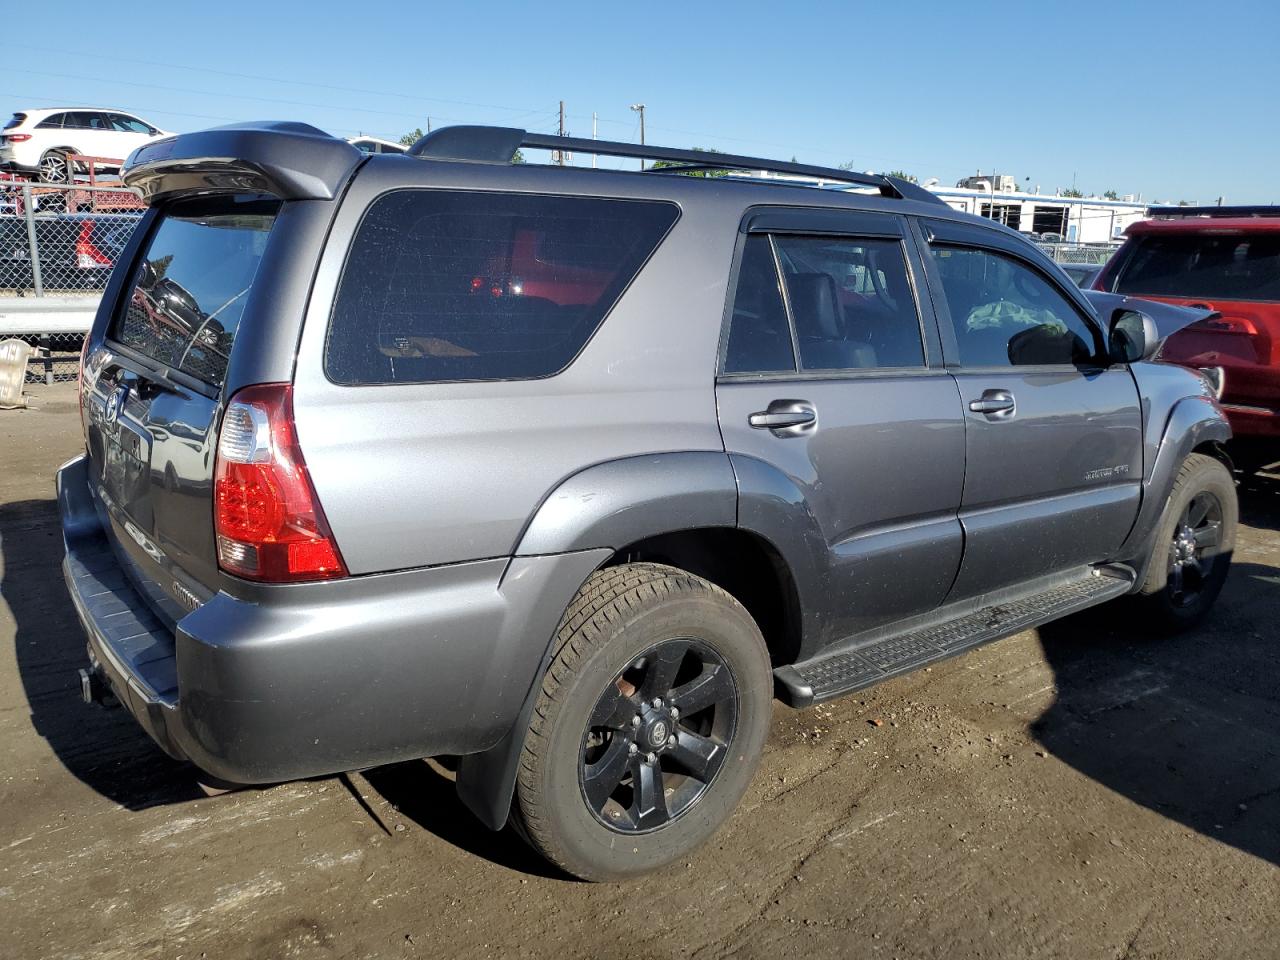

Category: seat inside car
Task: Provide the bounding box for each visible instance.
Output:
[788,272,876,369]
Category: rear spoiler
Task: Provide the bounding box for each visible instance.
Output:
[122,121,364,203]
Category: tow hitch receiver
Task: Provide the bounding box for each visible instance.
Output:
[79,664,115,707]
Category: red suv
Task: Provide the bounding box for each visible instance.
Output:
[1094,207,1280,467]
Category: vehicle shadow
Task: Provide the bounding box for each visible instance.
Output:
[1237,468,1280,530]
[0,497,201,809]
[1033,483,1280,867]
[361,760,571,880]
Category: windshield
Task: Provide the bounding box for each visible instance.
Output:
[1113,233,1280,302]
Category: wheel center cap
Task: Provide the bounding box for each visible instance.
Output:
[645,718,670,750]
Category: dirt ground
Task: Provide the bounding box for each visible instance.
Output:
[2,381,1277,960]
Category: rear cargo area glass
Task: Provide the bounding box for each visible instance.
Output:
[325,190,678,384]
[1114,234,1280,302]
[110,197,279,387]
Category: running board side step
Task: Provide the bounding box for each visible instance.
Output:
[775,568,1133,707]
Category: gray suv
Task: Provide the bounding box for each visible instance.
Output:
[60,122,1237,881]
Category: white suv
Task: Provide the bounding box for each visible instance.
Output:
[1,108,172,182]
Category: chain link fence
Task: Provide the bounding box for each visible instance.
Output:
[1,179,141,389]
[1032,241,1120,265]
[1,180,144,296]
[11,332,84,384]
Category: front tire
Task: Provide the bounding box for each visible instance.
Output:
[1137,453,1237,632]
[514,563,773,881]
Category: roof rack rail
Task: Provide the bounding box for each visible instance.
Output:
[407,125,946,206]
[1146,204,1280,219]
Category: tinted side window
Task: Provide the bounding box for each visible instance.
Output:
[326,191,678,384]
[35,113,67,129]
[723,236,796,374]
[930,246,1097,367]
[109,113,153,134]
[63,112,101,130]
[775,235,924,370]
[110,197,279,387]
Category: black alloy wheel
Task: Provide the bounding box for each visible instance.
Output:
[580,638,737,832]
[1166,490,1224,609]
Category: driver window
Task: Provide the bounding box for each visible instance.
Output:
[930,245,1098,367]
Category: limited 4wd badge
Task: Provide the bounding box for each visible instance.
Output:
[1084,464,1132,482]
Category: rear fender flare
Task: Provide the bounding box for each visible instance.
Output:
[513,452,738,556]
[457,451,739,830]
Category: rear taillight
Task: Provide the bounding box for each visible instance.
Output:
[4,133,31,142]
[75,221,112,269]
[1196,314,1259,336]
[213,383,347,583]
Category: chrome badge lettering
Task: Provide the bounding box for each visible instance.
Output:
[1084,464,1132,482]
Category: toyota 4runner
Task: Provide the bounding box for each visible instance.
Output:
[61,122,1237,881]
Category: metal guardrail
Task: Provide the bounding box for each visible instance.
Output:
[0,299,97,385]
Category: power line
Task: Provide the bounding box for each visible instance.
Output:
[5,42,556,119]
[7,67,552,130]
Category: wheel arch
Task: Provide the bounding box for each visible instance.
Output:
[458,451,821,831]
[1118,394,1232,589]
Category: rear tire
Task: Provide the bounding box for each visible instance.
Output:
[514,562,773,881]
[1136,453,1237,632]
[38,150,70,184]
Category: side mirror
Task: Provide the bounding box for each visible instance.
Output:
[1108,309,1161,364]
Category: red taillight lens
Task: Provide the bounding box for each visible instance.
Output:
[213,383,347,582]
[75,221,112,268]
[5,133,32,142]
[1196,314,1259,337]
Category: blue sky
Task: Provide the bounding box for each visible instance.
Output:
[5,0,1278,202]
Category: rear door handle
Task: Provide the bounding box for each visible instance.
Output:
[749,399,816,436]
[968,390,1016,418]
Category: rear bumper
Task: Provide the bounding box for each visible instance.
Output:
[1219,403,1280,439]
[58,455,607,784]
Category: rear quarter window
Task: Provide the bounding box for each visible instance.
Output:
[325,190,679,384]
[1114,233,1280,302]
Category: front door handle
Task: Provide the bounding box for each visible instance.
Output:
[969,389,1016,418]
[749,399,816,436]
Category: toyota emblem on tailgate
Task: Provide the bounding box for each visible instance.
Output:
[104,384,127,424]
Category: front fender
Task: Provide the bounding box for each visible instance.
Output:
[1117,392,1231,587]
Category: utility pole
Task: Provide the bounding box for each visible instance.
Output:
[592,112,598,169]
[558,101,566,166]
[630,103,645,170]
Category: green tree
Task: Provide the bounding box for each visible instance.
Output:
[1061,187,1085,198]
[651,146,731,177]
[1103,189,1119,200]
[885,169,918,184]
